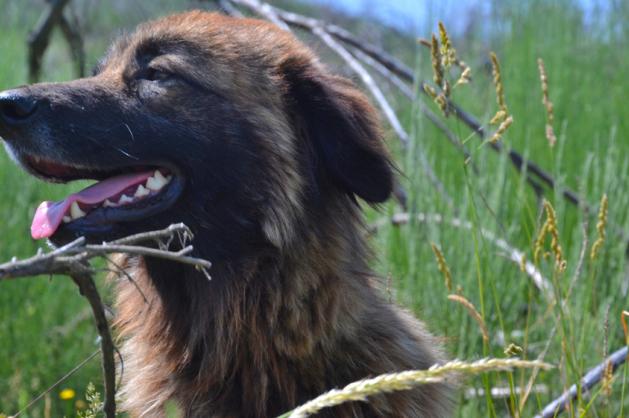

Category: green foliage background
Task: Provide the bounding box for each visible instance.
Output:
[0,0,627,416]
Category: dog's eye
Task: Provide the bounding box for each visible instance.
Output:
[142,68,172,82]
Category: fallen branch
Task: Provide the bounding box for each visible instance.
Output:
[256,2,584,212]
[0,223,212,418]
[0,223,211,280]
[534,346,629,418]
[225,0,452,208]
[28,0,85,82]
[370,212,554,302]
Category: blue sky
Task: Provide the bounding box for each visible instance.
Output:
[306,0,610,34]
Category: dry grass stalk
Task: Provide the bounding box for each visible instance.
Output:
[490,52,507,111]
[448,294,489,342]
[537,58,557,147]
[424,23,470,116]
[533,220,549,265]
[590,194,608,260]
[535,200,567,272]
[423,83,438,99]
[489,115,513,144]
[454,66,472,87]
[438,21,456,69]
[622,311,629,345]
[504,343,524,357]
[284,358,552,418]
[601,359,615,396]
[430,34,444,88]
[419,36,471,85]
[431,243,453,291]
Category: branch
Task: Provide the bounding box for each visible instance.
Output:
[226,0,453,207]
[260,2,584,212]
[70,271,116,418]
[351,46,476,171]
[0,223,211,281]
[57,11,85,77]
[534,346,628,418]
[28,0,71,82]
[370,212,554,302]
[229,0,288,30]
[0,223,212,417]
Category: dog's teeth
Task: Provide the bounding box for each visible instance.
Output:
[134,184,150,198]
[146,173,167,191]
[103,199,116,208]
[154,170,167,182]
[70,202,86,219]
[118,194,134,205]
[62,216,72,223]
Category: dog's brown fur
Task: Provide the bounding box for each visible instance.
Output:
[1,10,450,418]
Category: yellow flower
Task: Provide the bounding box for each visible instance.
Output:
[59,388,76,400]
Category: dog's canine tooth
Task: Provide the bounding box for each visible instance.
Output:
[134,184,150,198]
[103,199,116,208]
[118,194,134,205]
[70,202,86,219]
[62,215,71,223]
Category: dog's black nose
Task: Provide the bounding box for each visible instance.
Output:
[0,90,39,124]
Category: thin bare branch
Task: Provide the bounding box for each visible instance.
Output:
[1,223,212,417]
[69,271,116,418]
[255,2,584,211]
[371,212,553,302]
[0,224,211,281]
[28,0,71,82]
[229,0,288,30]
[534,346,629,418]
[226,0,452,207]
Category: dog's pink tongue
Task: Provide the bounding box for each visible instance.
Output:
[31,171,154,240]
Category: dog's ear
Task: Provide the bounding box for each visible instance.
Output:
[285,63,394,203]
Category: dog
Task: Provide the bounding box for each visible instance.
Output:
[0,11,450,417]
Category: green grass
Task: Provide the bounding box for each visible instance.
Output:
[1,0,628,416]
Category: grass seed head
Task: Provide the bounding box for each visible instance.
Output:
[454,66,472,88]
[489,115,513,144]
[537,58,557,147]
[448,294,489,342]
[490,52,508,113]
[438,21,456,69]
[542,200,566,272]
[431,34,444,88]
[590,194,608,260]
[431,243,453,292]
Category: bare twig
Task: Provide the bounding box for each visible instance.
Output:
[0,224,211,281]
[57,10,85,78]
[229,0,288,30]
[217,0,243,17]
[253,2,583,210]
[28,0,72,82]
[0,223,212,418]
[534,346,629,418]
[70,271,116,418]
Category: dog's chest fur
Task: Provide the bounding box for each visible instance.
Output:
[111,203,450,418]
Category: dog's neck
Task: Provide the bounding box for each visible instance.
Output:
[114,196,377,416]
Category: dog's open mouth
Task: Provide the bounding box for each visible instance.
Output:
[24,156,183,240]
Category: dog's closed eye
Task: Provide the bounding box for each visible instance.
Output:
[141,67,172,82]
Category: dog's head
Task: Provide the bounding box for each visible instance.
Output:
[0,11,393,260]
